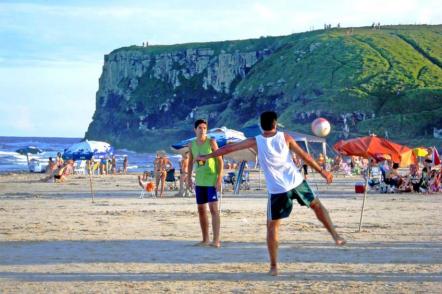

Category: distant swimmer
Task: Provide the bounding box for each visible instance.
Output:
[197,111,346,275]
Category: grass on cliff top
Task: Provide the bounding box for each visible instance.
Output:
[110,34,291,56]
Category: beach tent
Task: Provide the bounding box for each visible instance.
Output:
[241,124,327,157]
[333,135,416,231]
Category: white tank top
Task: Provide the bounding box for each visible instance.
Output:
[256,131,303,194]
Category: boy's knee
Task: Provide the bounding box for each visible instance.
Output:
[208,203,219,214]
[309,198,321,209]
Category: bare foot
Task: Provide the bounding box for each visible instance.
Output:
[193,241,210,247]
[210,241,221,248]
[335,236,346,246]
[268,267,278,276]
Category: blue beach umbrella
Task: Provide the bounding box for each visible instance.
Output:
[62,140,113,203]
[62,140,114,161]
[16,146,43,155]
[16,146,43,171]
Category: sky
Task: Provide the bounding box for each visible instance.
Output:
[0,0,440,137]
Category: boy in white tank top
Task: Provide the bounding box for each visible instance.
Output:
[197,111,346,276]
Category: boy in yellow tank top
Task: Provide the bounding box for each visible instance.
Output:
[188,119,223,248]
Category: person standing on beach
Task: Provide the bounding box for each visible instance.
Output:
[111,155,117,175]
[197,111,346,275]
[188,119,223,247]
[175,151,191,197]
[154,151,173,197]
[123,156,128,174]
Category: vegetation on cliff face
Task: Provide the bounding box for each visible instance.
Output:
[86,25,442,152]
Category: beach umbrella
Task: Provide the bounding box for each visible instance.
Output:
[16,146,43,171]
[63,140,113,203]
[333,135,416,232]
[413,147,429,157]
[334,135,416,168]
[431,147,441,165]
[171,127,257,162]
[171,127,257,199]
[62,140,114,161]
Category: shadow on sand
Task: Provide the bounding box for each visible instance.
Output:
[1,240,442,282]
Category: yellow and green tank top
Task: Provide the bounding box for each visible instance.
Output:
[191,138,218,186]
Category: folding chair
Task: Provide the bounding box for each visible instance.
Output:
[74,160,86,175]
[223,172,236,191]
[165,169,178,191]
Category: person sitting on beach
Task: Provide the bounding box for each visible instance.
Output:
[401,164,421,193]
[196,111,345,276]
[138,175,155,197]
[385,162,403,189]
[428,169,441,193]
[419,159,433,193]
[331,155,342,172]
[56,152,64,168]
[46,157,57,173]
[154,150,173,198]
[317,153,326,170]
[41,160,74,183]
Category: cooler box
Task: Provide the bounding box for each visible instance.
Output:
[355,182,365,193]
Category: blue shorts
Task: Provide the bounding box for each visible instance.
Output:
[195,186,218,205]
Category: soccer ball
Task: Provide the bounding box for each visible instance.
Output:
[311,118,331,137]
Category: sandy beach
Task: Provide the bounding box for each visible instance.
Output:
[1,171,441,293]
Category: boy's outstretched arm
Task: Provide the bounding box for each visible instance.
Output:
[284,133,333,184]
[197,138,257,161]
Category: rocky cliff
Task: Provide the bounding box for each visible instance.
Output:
[86,25,442,151]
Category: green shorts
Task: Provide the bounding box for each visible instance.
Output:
[267,181,317,220]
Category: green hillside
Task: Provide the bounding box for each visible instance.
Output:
[86,25,442,151]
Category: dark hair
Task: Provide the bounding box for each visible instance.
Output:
[194,119,208,129]
[424,159,432,163]
[260,111,277,131]
[392,163,399,169]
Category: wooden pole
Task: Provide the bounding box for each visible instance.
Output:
[89,172,95,203]
[358,161,371,232]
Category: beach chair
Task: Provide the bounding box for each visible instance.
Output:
[74,160,86,175]
[223,172,236,191]
[367,166,382,190]
[223,170,250,191]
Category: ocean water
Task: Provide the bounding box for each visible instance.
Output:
[0,136,181,173]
